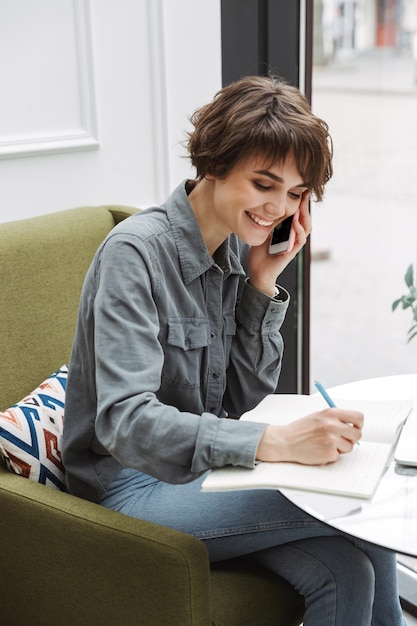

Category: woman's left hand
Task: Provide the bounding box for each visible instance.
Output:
[248,190,311,297]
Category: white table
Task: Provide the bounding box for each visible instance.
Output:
[281,374,417,558]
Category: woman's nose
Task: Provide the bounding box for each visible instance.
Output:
[264,195,286,219]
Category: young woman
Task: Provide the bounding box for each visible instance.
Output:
[62,76,405,625]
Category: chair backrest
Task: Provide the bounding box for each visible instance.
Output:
[0,205,137,409]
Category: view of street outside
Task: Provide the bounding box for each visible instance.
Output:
[310,2,417,389]
[309,6,417,614]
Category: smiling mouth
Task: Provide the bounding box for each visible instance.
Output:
[247,212,274,228]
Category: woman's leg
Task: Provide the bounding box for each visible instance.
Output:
[246,536,375,625]
[356,539,406,626]
[101,468,405,626]
[247,537,406,626]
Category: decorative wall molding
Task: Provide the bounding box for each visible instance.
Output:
[0,0,98,159]
[147,0,170,203]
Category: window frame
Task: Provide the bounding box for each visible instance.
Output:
[220,0,312,393]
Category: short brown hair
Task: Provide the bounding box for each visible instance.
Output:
[186,75,333,201]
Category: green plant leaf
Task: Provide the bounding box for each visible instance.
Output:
[408,328,417,342]
[405,264,414,288]
[393,263,417,342]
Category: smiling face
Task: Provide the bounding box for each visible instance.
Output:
[208,154,308,248]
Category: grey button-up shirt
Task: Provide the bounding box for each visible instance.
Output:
[62,181,289,502]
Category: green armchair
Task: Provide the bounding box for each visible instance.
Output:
[0,206,304,625]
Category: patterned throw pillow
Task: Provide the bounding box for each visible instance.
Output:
[0,365,67,491]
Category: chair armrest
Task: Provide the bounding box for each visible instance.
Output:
[0,467,211,625]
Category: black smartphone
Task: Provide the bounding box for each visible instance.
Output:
[268,211,297,255]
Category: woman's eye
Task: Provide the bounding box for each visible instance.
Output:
[254,181,272,191]
[289,191,302,200]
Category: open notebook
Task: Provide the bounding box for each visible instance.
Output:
[202,394,413,499]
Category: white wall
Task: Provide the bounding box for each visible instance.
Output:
[0,0,221,223]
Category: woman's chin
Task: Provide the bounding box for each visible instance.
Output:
[243,232,270,248]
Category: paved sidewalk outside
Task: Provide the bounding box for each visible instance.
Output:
[309,49,417,389]
[313,47,417,94]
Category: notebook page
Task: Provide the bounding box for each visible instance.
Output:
[241,395,412,444]
[202,440,392,499]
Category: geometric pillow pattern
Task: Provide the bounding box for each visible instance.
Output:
[0,365,67,490]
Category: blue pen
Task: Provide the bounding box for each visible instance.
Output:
[314,380,360,445]
[314,379,336,408]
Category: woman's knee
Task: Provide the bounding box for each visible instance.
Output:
[319,536,375,594]
[250,536,375,625]
[253,536,375,600]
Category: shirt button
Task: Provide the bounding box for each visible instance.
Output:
[211,331,216,338]
[212,371,220,379]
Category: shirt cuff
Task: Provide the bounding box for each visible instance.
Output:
[211,417,268,469]
[238,279,290,333]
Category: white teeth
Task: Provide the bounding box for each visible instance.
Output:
[248,212,273,227]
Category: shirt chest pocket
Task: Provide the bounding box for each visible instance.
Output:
[163,317,211,388]
[167,318,211,350]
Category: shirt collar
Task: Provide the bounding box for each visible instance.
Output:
[165,181,246,284]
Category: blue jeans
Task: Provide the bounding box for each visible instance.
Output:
[101,468,406,626]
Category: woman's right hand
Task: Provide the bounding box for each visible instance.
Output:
[255,408,363,465]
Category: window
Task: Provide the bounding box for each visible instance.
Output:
[311,0,417,612]
[311,0,417,388]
